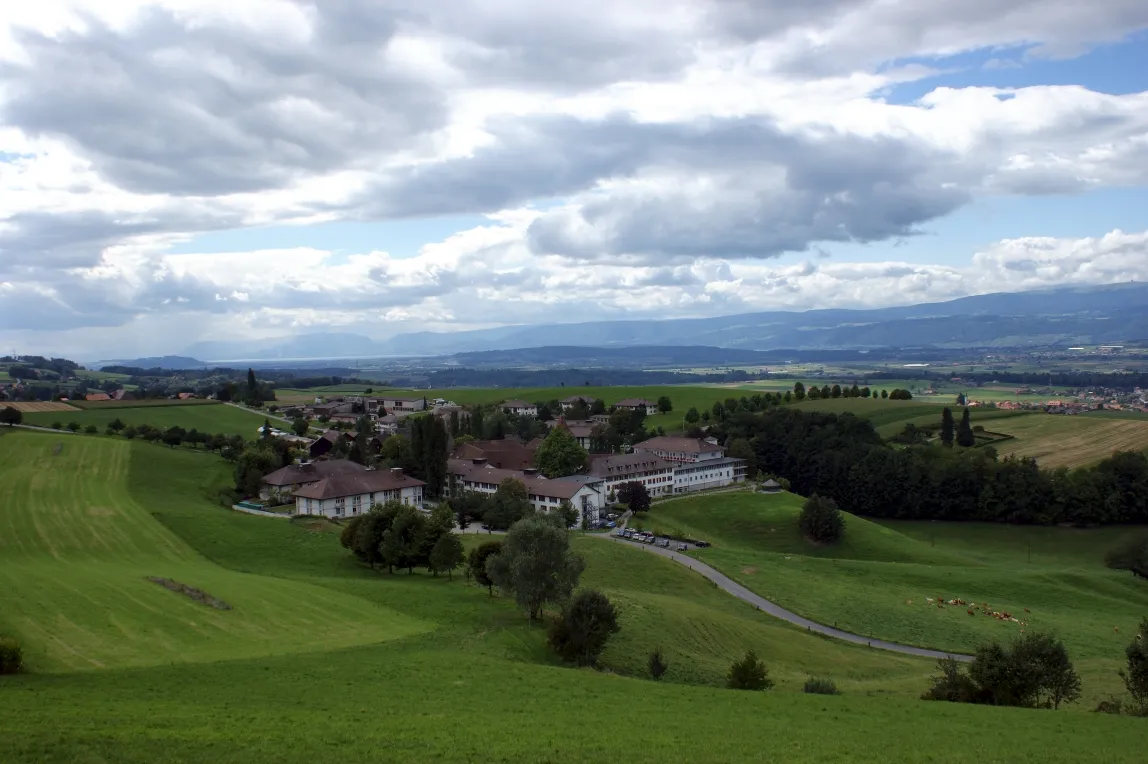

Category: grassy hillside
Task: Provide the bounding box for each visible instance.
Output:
[650,491,1148,702]
[21,401,272,438]
[2,431,1147,761]
[0,433,427,672]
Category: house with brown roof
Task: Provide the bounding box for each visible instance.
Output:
[260,459,367,501]
[309,430,350,459]
[632,436,747,493]
[293,467,425,518]
[614,398,656,415]
[502,399,538,417]
[447,458,602,526]
[110,389,135,401]
[451,438,538,470]
[85,392,111,402]
[560,394,596,411]
[547,418,600,451]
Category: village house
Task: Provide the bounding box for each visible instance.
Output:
[560,394,596,411]
[294,467,426,518]
[309,429,350,459]
[259,459,367,502]
[502,399,538,418]
[432,403,470,425]
[547,418,598,450]
[587,452,676,498]
[613,398,656,415]
[447,458,602,526]
[85,392,111,402]
[451,438,538,470]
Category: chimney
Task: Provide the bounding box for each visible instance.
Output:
[390,467,404,478]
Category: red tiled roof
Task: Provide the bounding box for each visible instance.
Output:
[448,460,588,500]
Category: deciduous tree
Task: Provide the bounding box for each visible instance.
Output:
[618,481,651,514]
[547,589,620,666]
[534,426,589,478]
[484,478,534,530]
[487,515,585,620]
[799,494,843,543]
[468,540,502,594]
[656,396,673,414]
[429,533,464,579]
[1120,615,1148,715]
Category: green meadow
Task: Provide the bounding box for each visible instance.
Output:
[2,429,1146,762]
[21,401,273,438]
[642,491,1148,703]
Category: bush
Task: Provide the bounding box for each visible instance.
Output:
[799,494,844,544]
[921,657,978,703]
[547,589,620,666]
[924,632,1081,709]
[803,677,840,695]
[648,647,668,681]
[0,636,22,675]
[1106,536,1148,579]
[727,649,772,691]
[50,421,62,430]
[1094,696,1124,715]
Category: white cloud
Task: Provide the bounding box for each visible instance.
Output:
[1,0,1147,353]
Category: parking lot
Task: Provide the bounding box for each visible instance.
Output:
[612,527,708,552]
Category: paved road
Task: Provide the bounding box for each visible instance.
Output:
[600,534,972,662]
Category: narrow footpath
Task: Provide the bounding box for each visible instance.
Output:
[599,533,972,662]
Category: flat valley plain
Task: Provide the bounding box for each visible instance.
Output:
[2,428,1147,762]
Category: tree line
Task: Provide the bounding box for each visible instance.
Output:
[714,407,1148,525]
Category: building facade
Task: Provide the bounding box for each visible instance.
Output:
[587,452,676,498]
[293,467,425,518]
[447,459,603,527]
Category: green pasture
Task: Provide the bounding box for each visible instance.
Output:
[646,491,1148,703]
[21,401,272,438]
[2,430,1147,762]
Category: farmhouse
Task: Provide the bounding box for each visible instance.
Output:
[447,458,602,526]
[587,452,675,497]
[502,399,538,417]
[548,418,598,450]
[293,467,425,518]
[259,459,367,501]
[85,392,111,402]
[560,394,596,411]
[614,398,656,415]
[309,429,350,459]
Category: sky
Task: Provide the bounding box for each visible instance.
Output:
[1,1,1147,359]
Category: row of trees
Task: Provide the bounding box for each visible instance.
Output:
[714,407,1148,525]
[339,502,464,576]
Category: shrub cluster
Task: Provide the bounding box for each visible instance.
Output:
[0,636,23,675]
[803,677,840,695]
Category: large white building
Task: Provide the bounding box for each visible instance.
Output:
[633,436,747,493]
[293,467,426,518]
[502,399,538,418]
[378,396,427,413]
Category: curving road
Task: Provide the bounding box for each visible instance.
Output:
[601,533,972,662]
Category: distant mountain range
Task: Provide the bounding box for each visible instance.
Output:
[95,282,1148,366]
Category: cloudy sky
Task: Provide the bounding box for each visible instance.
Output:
[2,1,1148,358]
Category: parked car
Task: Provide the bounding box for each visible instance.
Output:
[606,521,616,528]
[676,543,688,551]
[694,540,710,548]
[657,539,670,548]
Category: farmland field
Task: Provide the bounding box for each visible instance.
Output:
[990,415,1148,468]
[1,432,1146,761]
[646,491,1148,703]
[21,401,273,438]
[0,401,80,413]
